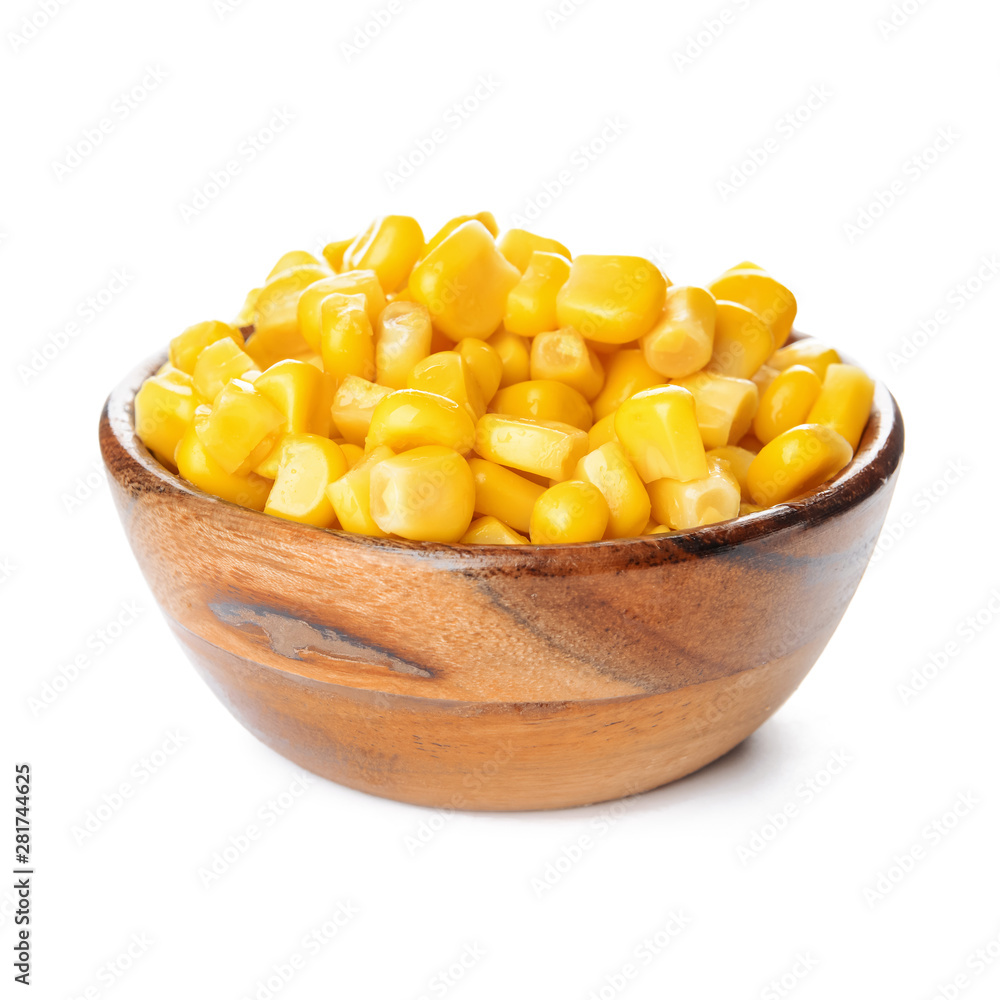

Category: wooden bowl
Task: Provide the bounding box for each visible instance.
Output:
[100,347,903,810]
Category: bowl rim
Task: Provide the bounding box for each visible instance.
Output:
[100,343,904,565]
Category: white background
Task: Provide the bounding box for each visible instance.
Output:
[3,0,1000,996]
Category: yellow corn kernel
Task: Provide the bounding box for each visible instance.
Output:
[408,221,520,341]
[340,442,364,468]
[591,349,664,420]
[529,480,609,544]
[753,364,822,444]
[752,363,780,395]
[195,379,285,475]
[640,286,716,379]
[588,412,620,451]
[406,351,486,421]
[344,216,425,292]
[169,320,243,375]
[738,432,764,454]
[573,442,651,539]
[806,363,875,451]
[706,445,756,502]
[672,372,759,449]
[491,380,592,431]
[475,414,589,481]
[460,516,528,545]
[298,270,387,353]
[614,386,708,483]
[319,292,377,383]
[330,376,394,446]
[322,238,354,272]
[325,445,394,536]
[191,337,258,403]
[467,457,546,533]
[175,423,273,511]
[739,501,766,516]
[487,329,531,388]
[233,288,261,329]
[747,424,854,505]
[456,338,503,404]
[708,300,774,380]
[644,523,673,535]
[422,212,500,258]
[251,360,328,477]
[369,446,475,542]
[267,250,323,280]
[708,267,797,350]
[556,255,668,345]
[375,300,433,389]
[244,264,330,368]
[503,251,571,337]
[769,338,841,381]
[134,368,201,468]
[530,328,605,400]
[264,434,348,527]
[648,455,741,530]
[497,229,572,272]
[367,389,476,454]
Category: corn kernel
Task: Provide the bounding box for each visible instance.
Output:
[614,386,708,483]
[573,442,651,538]
[422,213,500,258]
[752,363,780,395]
[409,221,520,341]
[592,349,664,420]
[456,339,503,403]
[319,292,377,383]
[251,360,328,477]
[487,329,531,388]
[530,328,605,400]
[321,238,354,272]
[325,445,394,536]
[298,271,387,353]
[330,376,394,445]
[739,502,766,516]
[406,352,486,420]
[195,379,285,475]
[672,372,759,449]
[369,446,475,542]
[344,215,425,292]
[264,435,348,527]
[497,229,572,272]
[706,445,756,502]
[460,516,528,545]
[340,442,364,468]
[648,455,741,530]
[491,379,592,431]
[375,300,433,389]
[769,338,841,381]
[504,251,571,336]
[176,423,273,511]
[738,432,764,454]
[747,424,854,505]
[475,414,589,481]
[709,267,797,349]
[169,320,243,375]
[267,250,323,280]
[588,412,620,451]
[192,337,258,403]
[753,364,822,444]
[367,388,476,454]
[245,264,330,368]
[530,480,609,544]
[134,367,201,468]
[806,363,875,451]
[640,286,716,379]
[708,301,774,379]
[467,457,546,533]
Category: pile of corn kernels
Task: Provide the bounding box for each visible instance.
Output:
[134,213,875,544]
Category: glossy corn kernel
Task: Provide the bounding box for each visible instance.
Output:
[529,480,609,544]
[298,271,387,353]
[591,349,664,420]
[556,255,668,345]
[407,352,486,420]
[456,339,503,403]
[641,286,716,379]
[747,423,854,505]
[263,434,347,527]
[460,515,528,545]
[344,216,425,293]
[648,455,741,530]
[707,301,774,379]
[672,372,759,449]
[475,414,590,481]
[367,389,476,454]
[375,300,433,389]
[244,264,330,368]
[319,293,377,383]
[769,338,841,381]
[752,363,780,395]
[491,380,592,431]
[267,250,322,280]
[753,364,822,444]
[467,457,546,533]
[252,360,328,477]
[422,212,499,258]
[191,337,258,403]
[176,423,272,511]
[487,329,531,388]
[134,367,201,468]
[807,363,875,451]
[340,442,364,468]
[325,445,394,536]
[409,221,520,341]
[497,229,572,272]
[321,238,354,272]
[709,267,797,350]
[614,385,708,483]
[195,379,285,475]
[573,442,651,539]
[169,320,243,375]
[504,251,571,337]
[530,328,605,400]
[588,412,620,451]
[329,376,393,445]
[706,445,756,502]
[369,446,475,542]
